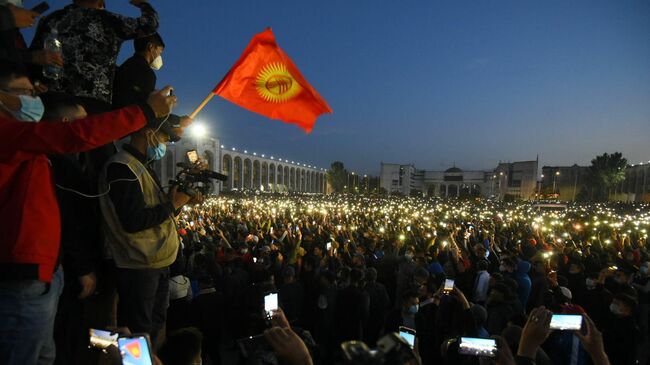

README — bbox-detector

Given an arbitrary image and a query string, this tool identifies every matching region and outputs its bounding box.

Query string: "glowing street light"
[189,123,207,138]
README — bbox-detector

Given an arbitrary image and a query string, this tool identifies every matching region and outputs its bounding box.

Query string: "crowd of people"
[1,1,650,365]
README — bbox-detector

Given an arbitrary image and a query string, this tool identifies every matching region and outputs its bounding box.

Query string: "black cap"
[147,116,180,142]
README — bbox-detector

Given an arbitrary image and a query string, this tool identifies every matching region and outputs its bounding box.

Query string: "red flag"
[214,28,332,133]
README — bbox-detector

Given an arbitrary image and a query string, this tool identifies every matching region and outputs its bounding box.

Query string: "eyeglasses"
[2,88,36,97]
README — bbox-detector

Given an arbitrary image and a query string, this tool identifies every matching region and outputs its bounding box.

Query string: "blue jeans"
[0,267,64,365]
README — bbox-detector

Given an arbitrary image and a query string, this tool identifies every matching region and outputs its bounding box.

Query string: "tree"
[587,152,627,201]
[327,161,348,193]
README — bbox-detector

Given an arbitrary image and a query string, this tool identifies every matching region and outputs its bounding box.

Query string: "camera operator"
[99,117,200,347]
[0,60,176,365]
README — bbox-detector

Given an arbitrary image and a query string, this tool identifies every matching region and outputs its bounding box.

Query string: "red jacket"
[0,105,151,282]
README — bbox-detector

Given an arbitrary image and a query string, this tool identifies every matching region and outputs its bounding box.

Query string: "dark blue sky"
[26,1,650,174]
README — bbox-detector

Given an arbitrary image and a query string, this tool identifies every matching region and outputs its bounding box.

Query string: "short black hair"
[158,327,203,365]
[0,61,29,87]
[134,32,165,53]
[41,93,83,120]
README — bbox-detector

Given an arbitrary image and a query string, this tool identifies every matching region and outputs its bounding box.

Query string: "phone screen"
[186,150,198,164]
[398,326,416,348]
[443,279,455,293]
[118,336,154,365]
[458,337,497,357]
[264,292,278,316]
[326,242,332,250]
[89,328,118,349]
[549,314,582,330]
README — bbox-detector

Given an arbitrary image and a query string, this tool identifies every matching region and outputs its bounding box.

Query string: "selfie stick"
[189,92,216,119]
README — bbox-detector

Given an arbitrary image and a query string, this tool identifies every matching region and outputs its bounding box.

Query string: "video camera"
[341,333,420,365]
[169,162,227,198]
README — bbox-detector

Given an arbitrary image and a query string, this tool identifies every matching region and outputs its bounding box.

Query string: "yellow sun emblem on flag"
[255,62,301,103]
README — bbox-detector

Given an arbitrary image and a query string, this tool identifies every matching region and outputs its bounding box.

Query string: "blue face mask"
[407,305,418,315]
[5,95,45,122]
[146,139,166,161]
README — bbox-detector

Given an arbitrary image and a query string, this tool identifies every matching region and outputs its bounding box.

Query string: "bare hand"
[518,306,552,359]
[31,50,64,67]
[147,86,177,118]
[575,313,610,364]
[492,335,516,365]
[179,115,193,128]
[451,287,470,309]
[78,272,97,299]
[270,308,290,329]
[170,186,191,210]
[8,4,39,28]
[33,81,48,94]
[263,327,313,365]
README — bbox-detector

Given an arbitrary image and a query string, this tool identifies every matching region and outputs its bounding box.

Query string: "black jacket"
[50,153,101,278]
[105,144,176,233]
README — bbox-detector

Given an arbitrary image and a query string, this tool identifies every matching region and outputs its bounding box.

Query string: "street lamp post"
[364,174,368,194]
[553,171,560,196]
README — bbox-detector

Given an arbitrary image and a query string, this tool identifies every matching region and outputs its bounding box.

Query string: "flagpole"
[189,92,216,119]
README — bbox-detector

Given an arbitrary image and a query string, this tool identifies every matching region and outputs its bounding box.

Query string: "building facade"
[610,163,650,202]
[379,159,538,200]
[541,162,650,202]
[153,137,327,194]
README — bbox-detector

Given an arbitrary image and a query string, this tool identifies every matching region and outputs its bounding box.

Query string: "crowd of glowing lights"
[177,195,649,253]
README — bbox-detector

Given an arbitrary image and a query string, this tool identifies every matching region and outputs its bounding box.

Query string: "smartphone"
[407,226,411,232]
[295,226,300,234]
[118,334,154,365]
[186,149,198,164]
[443,279,455,294]
[326,242,332,250]
[398,326,416,349]
[253,257,258,263]
[458,337,497,358]
[89,328,118,349]
[270,227,274,234]
[237,334,275,359]
[549,314,582,330]
[31,1,50,14]
[264,292,278,319]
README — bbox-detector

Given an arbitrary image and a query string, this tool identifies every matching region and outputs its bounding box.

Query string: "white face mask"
[150,55,163,70]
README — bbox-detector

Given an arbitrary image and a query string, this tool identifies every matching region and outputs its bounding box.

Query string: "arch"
[284,166,290,190]
[203,150,215,171]
[269,163,276,190]
[222,154,233,190]
[233,156,242,189]
[244,158,252,189]
[448,184,458,198]
[164,150,175,181]
[253,160,261,189]
[439,184,447,197]
[262,162,269,190]
[277,165,284,188]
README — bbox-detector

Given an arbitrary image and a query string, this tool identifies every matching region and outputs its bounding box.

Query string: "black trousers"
[115,266,169,346]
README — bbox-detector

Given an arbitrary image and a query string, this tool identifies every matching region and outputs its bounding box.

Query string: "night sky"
[23,1,650,175]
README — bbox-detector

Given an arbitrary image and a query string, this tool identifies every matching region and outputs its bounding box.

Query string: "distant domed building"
[379,159,539,200]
